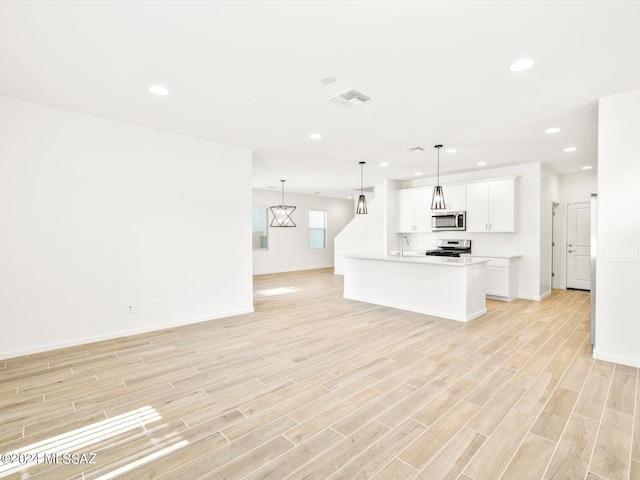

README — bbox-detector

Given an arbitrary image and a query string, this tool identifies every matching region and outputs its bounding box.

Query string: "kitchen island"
[343,254,488,322]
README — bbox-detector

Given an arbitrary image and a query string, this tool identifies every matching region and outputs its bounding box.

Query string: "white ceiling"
[2,1,640,198]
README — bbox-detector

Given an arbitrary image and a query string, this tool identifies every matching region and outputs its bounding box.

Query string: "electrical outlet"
[152,299,160,310]
[128,305,134,313]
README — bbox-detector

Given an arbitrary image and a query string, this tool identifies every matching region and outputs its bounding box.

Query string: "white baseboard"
[592,349,640,369]
[518,290,551,301]
[0,306,254,361]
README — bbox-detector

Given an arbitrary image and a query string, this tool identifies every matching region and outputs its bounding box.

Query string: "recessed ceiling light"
[545,127,561,134]
[414,172,422,176]
[509,58,535,72]
[564,147,577,152]
[380,162,389,167]
[149,85,170,96]
[347,196,353,199]
[582,166,593,170]
[309,133,322,140]
[446,149,457,153]
[321,75,336,84]
[477,162,487,166]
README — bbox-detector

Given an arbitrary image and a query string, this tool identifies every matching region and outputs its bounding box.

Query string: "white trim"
[517,290,551,301]
[486,294,517,302]
[0,307,254,361]
[593,349,640,369]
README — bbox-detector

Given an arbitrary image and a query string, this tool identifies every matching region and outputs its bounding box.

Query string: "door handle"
[568,244,573,247]
[568,250,574,253]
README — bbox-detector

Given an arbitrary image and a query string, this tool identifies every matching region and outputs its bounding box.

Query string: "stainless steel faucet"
[401,235,409,257]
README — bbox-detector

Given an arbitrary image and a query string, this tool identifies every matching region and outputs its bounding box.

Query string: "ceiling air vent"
[406,146,425,152]
[328,89,372,108]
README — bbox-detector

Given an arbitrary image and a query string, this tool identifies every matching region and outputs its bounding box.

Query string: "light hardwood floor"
[1,268,638,480]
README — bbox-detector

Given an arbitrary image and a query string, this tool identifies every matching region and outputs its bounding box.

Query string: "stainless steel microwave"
[431,211,466,231]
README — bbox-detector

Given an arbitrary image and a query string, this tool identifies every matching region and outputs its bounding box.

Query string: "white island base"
[343,254,488,322]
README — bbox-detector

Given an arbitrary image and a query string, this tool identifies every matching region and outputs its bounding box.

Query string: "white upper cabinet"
[466,178,518,232]
[441,184,466,212]
[397,187,432,232]
[466,182,490,231]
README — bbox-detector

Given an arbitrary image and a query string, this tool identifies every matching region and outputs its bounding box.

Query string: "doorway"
[566,202,591,290]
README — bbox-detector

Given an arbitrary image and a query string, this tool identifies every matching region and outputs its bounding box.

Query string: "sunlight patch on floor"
[256,286,302,296]
[0,406,173,478]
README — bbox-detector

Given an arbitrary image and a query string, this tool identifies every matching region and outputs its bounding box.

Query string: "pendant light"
[270,180,296,227]
[431,144,446,210]
[356,161,368,214]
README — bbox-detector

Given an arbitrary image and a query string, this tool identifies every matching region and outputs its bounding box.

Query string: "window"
[309,210,326,249]
[252,206,269,249]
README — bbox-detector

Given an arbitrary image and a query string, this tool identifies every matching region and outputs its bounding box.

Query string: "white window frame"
[252,205,269,250]
[308,209,327,249]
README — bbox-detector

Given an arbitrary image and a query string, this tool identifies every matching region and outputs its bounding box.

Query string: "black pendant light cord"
[436,146,441,185]
[281,180,285,205]
[356,161,368,215]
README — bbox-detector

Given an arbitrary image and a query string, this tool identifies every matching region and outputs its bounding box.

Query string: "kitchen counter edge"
[344,254,489,267]
[460,253,522,259]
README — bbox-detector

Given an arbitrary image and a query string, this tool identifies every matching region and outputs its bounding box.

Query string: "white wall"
[253,189,353,275]
[400,163,543,300]
[595,87,640,368]
[334,184,387,275]
[560,171,597,203]
[0,96,254,359]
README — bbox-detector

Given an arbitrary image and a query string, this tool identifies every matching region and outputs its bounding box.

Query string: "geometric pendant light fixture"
[270,180,296,227]
[356,161,368,214]
[431,144,446,210]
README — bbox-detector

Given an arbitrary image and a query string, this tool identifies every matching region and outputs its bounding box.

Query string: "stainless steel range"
[425,239,471,257]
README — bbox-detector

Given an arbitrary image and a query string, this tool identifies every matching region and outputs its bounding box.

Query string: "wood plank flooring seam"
[626,372,639,475]
[0,276,628,479]
[495,430,546,480]
[469,383,538,478]
[275,427,350,479]
[391,456,421,479]
[399,400,480,470]
[521,328,587,479]
[575,357,618,480]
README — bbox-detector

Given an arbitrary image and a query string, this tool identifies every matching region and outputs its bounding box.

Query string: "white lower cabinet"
[467,256,520,302]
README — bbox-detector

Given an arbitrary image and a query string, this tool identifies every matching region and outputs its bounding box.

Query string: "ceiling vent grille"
[328,89,372,108]
[406,146,425,152]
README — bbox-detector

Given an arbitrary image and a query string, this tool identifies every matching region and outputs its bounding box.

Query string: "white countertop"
[345,253,489,267]
[460,253,521,259]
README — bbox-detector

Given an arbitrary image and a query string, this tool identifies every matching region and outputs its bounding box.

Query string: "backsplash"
[399,231,520,255]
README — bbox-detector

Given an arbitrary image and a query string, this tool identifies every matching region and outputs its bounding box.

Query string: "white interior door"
[567,202,591,290]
